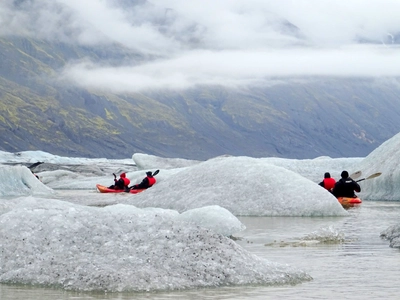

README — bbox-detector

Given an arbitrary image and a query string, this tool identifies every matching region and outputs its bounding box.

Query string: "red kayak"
[337,197,362,207]
[96,184,145,194]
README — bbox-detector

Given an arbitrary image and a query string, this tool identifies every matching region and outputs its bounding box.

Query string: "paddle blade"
[356,172,382,182]
[350,171,362,180]
[153,169,160,176]
[366,172,382,180]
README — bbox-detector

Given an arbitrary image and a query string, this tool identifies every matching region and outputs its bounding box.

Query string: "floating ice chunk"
[0,166,54,197]
[177,205,246,236]
[0,197,311,292]
[132,153,201,170]
[381,223,400,248]
[354,131,400,200]
[130,156,347,217]
[302,226,345,244]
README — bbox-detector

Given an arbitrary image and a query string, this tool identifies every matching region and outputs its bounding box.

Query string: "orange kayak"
[337,197,362,207]
[96,184,145,194]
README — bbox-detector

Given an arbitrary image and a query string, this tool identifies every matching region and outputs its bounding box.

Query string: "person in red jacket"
[319,172,336,192]
[130,171,156,190]
[108,172,130,190]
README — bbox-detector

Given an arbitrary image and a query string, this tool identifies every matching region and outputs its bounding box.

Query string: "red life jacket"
[148,176,156,187]
[122,177,130,186]
[323,178,336,190]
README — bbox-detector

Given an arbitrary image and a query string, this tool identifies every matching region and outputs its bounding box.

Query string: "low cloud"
[2,0,400,91]
[60,46,400,92]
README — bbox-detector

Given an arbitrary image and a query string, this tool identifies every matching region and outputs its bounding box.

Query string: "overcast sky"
[2,0,400,92]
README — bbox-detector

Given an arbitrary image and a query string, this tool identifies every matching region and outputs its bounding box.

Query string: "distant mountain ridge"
[1,37,400,160]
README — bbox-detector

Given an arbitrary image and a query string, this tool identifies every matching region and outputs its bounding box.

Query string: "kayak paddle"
[350,170,362,180]
[356,172,382,183]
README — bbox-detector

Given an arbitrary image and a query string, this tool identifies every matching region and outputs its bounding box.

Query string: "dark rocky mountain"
[1,13,400,160]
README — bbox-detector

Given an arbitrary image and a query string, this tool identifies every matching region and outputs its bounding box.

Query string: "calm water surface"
[1,201,399,299]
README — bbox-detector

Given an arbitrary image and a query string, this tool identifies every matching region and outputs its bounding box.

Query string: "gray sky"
[2,0,400,92]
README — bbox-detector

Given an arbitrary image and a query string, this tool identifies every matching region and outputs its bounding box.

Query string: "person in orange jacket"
[108,172,130,190]
[129,171,156,190]
[319,172,336,192]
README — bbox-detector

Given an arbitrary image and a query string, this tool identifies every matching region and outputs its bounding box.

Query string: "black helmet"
[341,171,349,178]
[324,172,331,178]
[146,171,152,176]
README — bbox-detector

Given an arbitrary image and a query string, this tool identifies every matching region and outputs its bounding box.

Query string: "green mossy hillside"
[1,36,400,159]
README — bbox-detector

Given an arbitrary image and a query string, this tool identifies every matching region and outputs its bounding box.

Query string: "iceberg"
[129,156,347,217]
[0,198,311,292]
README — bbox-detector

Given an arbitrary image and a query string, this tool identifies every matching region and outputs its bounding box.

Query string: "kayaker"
[129,171,156,190]
[319,172,336,191]
[28,161,43,180]
[108,172,130,190]
[332,170,361,198]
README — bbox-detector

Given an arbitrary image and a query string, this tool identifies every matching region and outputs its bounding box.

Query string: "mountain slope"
[1,36,400,160]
